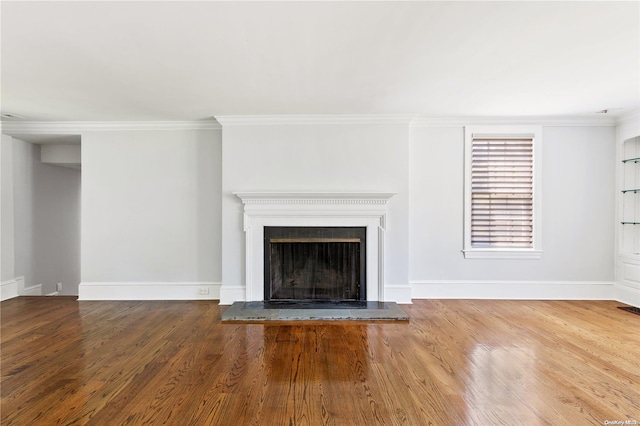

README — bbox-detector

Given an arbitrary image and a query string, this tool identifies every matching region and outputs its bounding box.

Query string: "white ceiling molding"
[214,115,416,126]
[1,115,628,137]
[617,109,640,127]
[214,114,620,127]
[616,109,640,142]
[0,120,221,135]
[409,115,619,128]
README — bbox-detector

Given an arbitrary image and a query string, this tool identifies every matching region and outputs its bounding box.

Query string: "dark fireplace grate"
[264,226,366,302]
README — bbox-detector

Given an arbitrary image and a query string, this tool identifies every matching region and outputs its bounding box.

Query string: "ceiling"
[1,1,639,122]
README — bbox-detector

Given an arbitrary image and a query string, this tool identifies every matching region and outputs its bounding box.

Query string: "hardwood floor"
[2,297,639,425]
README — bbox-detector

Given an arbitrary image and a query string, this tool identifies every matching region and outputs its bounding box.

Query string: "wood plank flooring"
[2,297,639,425]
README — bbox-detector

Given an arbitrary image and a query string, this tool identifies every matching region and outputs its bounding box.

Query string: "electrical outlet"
[198,287,209,295]
[56,283,62,292]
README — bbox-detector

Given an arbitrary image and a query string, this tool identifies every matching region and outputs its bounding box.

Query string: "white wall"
[79,129,222,299]
[10,137,81,295]
[220,122,410,303]
[56,118,618,303]
[1,135,15,283]
[410,125,616,299]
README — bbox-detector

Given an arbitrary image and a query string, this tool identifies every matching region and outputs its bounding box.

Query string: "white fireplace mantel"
[234,192,395,302]
[235,192,395,205]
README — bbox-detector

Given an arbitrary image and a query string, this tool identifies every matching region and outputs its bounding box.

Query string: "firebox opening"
[264,227,366,301]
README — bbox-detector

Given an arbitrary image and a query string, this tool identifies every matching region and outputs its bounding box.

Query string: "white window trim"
[463,125,543,260]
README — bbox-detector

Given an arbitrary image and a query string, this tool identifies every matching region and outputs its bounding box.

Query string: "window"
[464,126,542,259]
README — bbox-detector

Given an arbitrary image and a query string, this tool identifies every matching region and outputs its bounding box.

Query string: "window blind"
[470,137,533,248]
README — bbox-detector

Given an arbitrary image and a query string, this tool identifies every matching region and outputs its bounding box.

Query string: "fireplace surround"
[234,192,394,302]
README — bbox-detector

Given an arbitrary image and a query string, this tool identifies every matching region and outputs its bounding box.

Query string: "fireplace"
[264,227,366,301]
[230,192,395,304]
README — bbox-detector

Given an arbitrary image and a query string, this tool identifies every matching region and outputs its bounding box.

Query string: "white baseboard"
[614,282,640,308]
[219,285,247,305]
[12,279,632,305]
[23,284,43,296]
[78,282,221,301]
[16,276,25,294]
[1,277,43,300]
[384,284,413,304]
[410,280,615,300]
[1,279,19,301]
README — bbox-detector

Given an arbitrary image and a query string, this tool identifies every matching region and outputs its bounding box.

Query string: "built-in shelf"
[620,136,640,257]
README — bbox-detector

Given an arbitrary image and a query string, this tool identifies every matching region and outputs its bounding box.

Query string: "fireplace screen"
[264,227,366,301]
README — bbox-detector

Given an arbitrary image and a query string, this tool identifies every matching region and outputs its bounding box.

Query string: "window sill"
[463,249,543,260]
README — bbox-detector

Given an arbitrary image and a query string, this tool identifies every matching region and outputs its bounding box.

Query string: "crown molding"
[215,115,416,126]
[0,120,221,135]
[2,113,632,134]
[409,115,618,128]
[616,109,640,142]
[617,109,640,126]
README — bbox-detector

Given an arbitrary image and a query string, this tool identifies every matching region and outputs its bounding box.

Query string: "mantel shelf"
[234,192,396,205]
